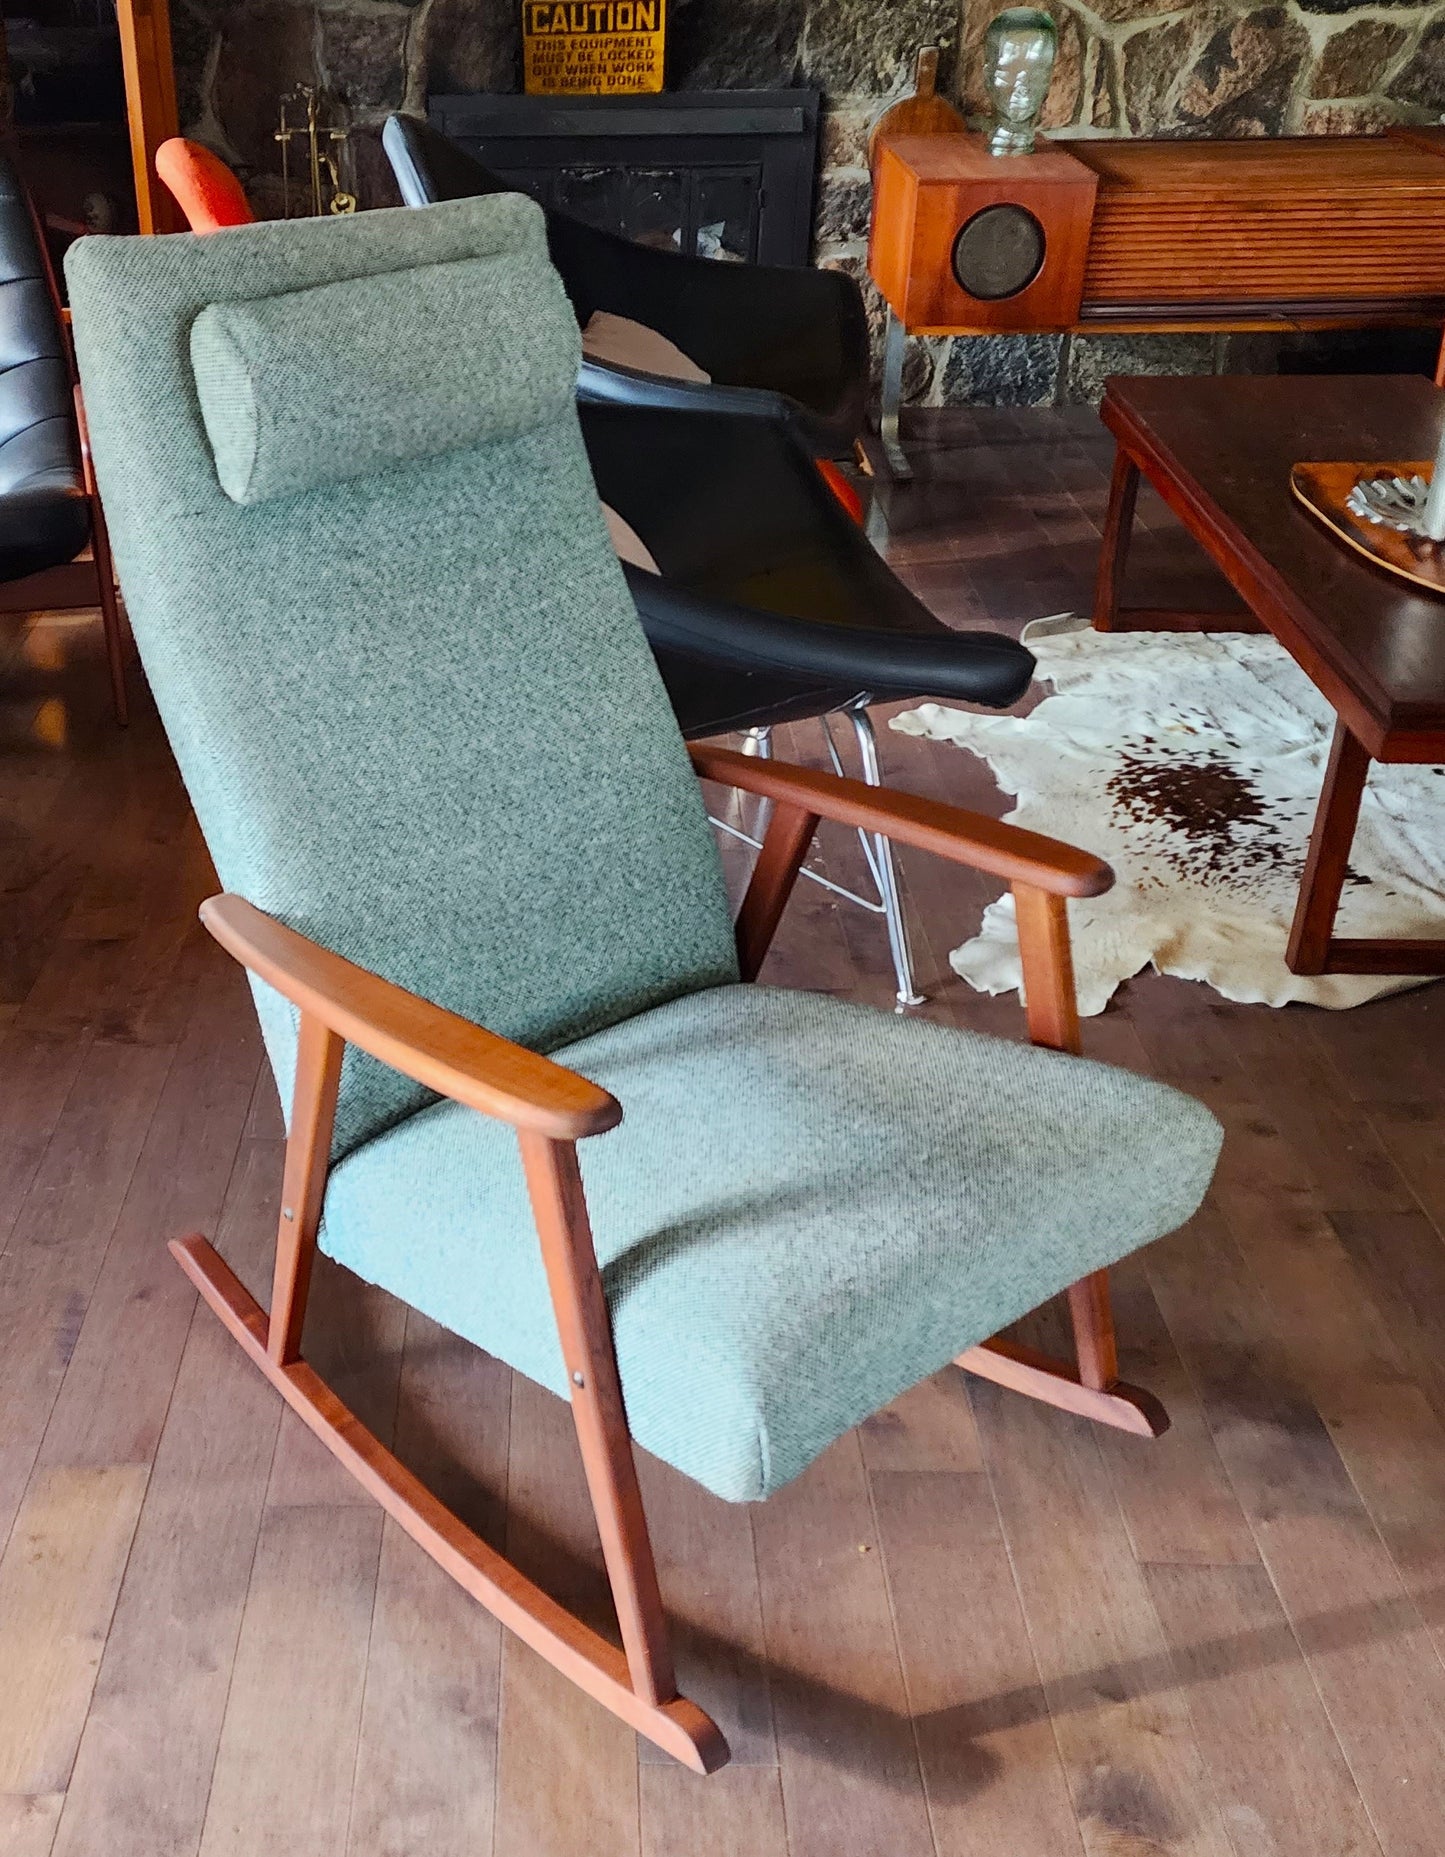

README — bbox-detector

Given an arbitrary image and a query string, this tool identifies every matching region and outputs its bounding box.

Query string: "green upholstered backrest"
[66,200,738,1156]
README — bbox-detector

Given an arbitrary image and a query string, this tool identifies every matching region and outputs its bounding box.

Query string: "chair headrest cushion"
[190,249,578,505]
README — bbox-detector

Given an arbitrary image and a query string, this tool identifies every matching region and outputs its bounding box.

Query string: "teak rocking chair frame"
[175,745,1167,1774]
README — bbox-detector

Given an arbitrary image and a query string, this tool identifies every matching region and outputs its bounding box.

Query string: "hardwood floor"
[5,405,1445,1855]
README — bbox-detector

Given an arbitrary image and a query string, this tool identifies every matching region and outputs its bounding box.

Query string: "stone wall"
[173,0,1445,397]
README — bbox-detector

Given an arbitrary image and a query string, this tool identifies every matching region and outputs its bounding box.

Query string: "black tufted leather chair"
[382,113,871,459]
[0,148,126,721]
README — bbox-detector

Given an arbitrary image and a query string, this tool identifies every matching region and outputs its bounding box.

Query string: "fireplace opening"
[428,90,821,266]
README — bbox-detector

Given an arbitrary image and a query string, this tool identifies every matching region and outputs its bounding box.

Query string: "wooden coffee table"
[1094,372,1445,977]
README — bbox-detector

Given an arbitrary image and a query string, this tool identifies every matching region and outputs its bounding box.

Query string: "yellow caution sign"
[523,0,666,95]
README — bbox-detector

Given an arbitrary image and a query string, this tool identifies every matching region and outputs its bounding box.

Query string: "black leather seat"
[0,152,89,584]
[382,113,870,457]
[581,403,1033,717]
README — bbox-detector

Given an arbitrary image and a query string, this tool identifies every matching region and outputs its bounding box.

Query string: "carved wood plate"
[1291,460,1445,599]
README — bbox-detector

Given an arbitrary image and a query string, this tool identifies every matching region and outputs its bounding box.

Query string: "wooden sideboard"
[869,127,1445,475]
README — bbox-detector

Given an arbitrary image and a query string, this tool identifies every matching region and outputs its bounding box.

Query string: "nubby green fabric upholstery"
[191,255,578,505]
[67,201,1221,1509]
[65,201,739,1160]
[325,983,1222,1501]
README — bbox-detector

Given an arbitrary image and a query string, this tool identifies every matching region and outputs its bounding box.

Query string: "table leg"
[1092,447,1139,631]
[1286,720,1371,975]
[877,307,913,483]
[1092,443,1263,634]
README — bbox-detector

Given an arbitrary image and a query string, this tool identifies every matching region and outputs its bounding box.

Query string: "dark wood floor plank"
[494,1376,640,1857]
[970,1376,1237,1857]
[1144,1209,1445,1855]
[871,1467,1085,1857]
[48,1138,286,1857]
[197,1503,383,1857]
[1143,1562,1382,1857]
[1364,1101,1445,1231]
[1329,1210,1445,1441]
[0,1028,92,1251]
[0,1037,175,1550]
[1164,1067,1445,1631]
[750,1436,935,1857]
[1306,991,1445,1108]
[0,1791,62,1857]
[1093,1254,1260,1570]
[0,1464,149,1795]
[9,742,201,1045]
[346,1312,510,1857]
[859,1371,984,1475]
[1226,1013,1417,1215]
[0,754,127,1013]
[347,1522,503,1857]
[640,1766,788,1857]
[31,942,261,1472]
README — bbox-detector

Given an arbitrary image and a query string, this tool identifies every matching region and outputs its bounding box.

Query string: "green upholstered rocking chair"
[66,198,1221,1773]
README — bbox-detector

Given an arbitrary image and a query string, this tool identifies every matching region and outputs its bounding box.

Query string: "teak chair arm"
[691,743,1112,1053]
[690,742,1113,898]
[191,892,718,1767]
[199,894,621,1141]
[690,745,1164,1444]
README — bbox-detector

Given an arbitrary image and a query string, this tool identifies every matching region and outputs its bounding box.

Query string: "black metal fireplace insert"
[427,90,820,267]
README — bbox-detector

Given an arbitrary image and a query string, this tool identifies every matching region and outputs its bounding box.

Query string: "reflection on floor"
[3,406,1445,1857]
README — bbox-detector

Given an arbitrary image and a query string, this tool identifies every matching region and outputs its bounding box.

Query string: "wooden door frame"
[117,0,183,233]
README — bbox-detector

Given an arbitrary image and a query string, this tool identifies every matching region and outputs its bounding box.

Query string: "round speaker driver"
[951,204,1046,302]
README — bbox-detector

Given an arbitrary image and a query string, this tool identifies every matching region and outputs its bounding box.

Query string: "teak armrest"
[189,894,716,1764]
[692,743,1108,1055]
[199,894,621,1140]
[690,743,1113,898]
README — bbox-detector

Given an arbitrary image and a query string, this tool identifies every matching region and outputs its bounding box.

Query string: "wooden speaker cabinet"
[869,132,1099,335]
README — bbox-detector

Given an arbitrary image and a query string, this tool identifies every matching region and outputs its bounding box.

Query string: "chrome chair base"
[711,705,926,1009]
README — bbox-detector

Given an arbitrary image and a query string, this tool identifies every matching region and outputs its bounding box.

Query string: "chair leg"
[956,1266,1167,1437]
[956,1295,1169,1438]
[848,705,926,1008]
[744,725,775,844]
[171,1014,728,1774]
[878,307,913,482]
[954,883,1168,1436]
[87,453,128,726]
[268,1014,343,1365]
[517,1130,680,1709]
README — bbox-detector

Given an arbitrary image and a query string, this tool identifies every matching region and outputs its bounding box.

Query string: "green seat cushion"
[321,984,1221,1503]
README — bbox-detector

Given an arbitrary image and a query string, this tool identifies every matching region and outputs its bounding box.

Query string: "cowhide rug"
[892,616,1445,1014]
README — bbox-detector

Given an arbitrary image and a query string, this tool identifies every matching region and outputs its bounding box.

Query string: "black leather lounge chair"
[382,112,870,457]
[0,148,126,721]
[580,400,1035,1004]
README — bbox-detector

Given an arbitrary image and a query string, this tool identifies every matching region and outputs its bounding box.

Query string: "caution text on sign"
[523,0,666,95]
